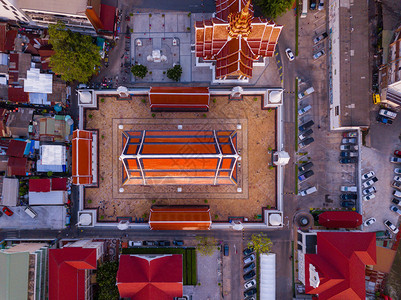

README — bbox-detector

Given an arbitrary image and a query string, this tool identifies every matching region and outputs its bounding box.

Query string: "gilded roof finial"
[228,0,253,38]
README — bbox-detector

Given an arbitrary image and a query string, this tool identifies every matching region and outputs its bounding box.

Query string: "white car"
[384,219,399,234]
[363,193,375,201]
[363,186,376,195]
[379,109,397,119]
[394,176,401,182]
[395,168,401,175]
[298,105,312,116]
[244,279,256,290]
[340,186,357,192]
[362,171,375,180]
[285,48,295,61]
[390,157,401,163]
[342,138,356,144]
[390,205,401,216]
[299,186,317,196]
[318,0,324,10]
[313,50,325,60]
[364,217,376,226]
[340,145,358,151]
[362,177,378,188]
[394,190,401,198]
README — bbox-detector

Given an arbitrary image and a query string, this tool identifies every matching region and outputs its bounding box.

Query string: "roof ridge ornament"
[228,0,253,38]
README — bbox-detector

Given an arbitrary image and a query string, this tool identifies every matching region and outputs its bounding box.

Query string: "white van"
[340,186,357,192]
[299,186,317,196]
[24,206,37,219]
[301,0,308,18]
[298,87,315,100]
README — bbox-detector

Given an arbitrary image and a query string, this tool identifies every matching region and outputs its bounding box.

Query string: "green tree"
[131,64,148,78]
[195,236,216,256]
[247,233,272,254]
[166,64,183,82]
[48,22,101,83]
[255,0,294,19]
[96,261,119,300]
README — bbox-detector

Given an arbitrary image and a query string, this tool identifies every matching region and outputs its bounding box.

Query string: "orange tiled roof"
[195,0,283,79]
[72,130,93,185]
[120,130,238,185]
[149,207,212,230]
[149,87,209,110]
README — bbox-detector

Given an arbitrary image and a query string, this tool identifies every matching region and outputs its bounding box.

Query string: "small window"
[3,5,9,10]
[335,106,339,116]
[10,5,16,11]
[0,0,6,5]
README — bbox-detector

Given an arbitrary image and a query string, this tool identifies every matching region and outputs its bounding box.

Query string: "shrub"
[88,199,92,204]
[129,28,133,33]
[47,171,53,177]
[204,199,208,203]
[254,97,258,101]
[149,13,152,17]
[131,64,148,79]
[214,214,218,219]
[152,113,156,118]
[142,213,148,219]
[152,199,156,203]
[212,98,216,103]
[88,114,93,119]
[268,147,272,151]
[100,215,105,220]
[100,98,105,103]
[129,13,133,16]
[202,113,207,118]
[269,165,274,169]
[166,65,182,82]
[187,27,191,31]
[101,135,104,139]
[141,99,146,103]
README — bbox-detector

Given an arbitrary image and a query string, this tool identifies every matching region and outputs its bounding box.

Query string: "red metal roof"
[121,130,238,185]
[29,178,51,192]
[149,87,210,111]
[0,23,6,53]
[318,211,362,228]
[72,130,93,185]
[100,4,116,32]
[52,178,67,191]
[304,232,376,299]
[149,207,212,230]
[49,247,97,300]
[117,254,183,300]
[5,28,16,52]
[7,157,27,176]
[6,140,26,157]
[8,86,29,103]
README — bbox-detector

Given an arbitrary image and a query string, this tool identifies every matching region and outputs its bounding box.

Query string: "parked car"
[343,132,357,137]
[393,190,401,198]
[362,171,375,180]
[339,157,358,164]
[392,198,401,206]
[173,240,184,246]
[363,186,377,195]
[342,138,357,144]
[313,32,328,44]
[394,150,401,157]
[243,247,254,256]
[373,93,381,104]
[364,217,376,226]
[158,240,171,246]
[341,186,357,192]
[341,200,355,208]
[390,157,401,163]
[390,205,401,216]
[310,0,317,10]
[128,241,143,247]
[362,177,378,188]
[244,288,257,298]
[243,262,256,274]
[340,144,358,151]
[313,49,325,60]
[379,109,397,119]
[394,175,401,182]
[298,87,315,100]
[298,105,312,116]
[244,279,256,290]
[143,241,158,246]
[0,210,3,217]
[2,206,13,216]
[377,115,393,125]
[392,181,401,190]
[395,168,401,175]
[223,243,229,256]
[298,120,315,132]
[243,254,256,264]
[299,137,314,148]
[363,193,375,201]
[340,194,357,200]
[243,270,256,280]
[298,162,313,172]
[340,151,358,157]
[299,186,317,196]
[318,0,324,10]
[384,219,399,234]
[298,170,314,181]
[299,128,313,141]
[285,48,295,61]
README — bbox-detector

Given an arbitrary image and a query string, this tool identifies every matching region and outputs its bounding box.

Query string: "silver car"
[390,205,401,216]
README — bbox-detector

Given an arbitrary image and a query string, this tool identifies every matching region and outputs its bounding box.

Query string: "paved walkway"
[191,249,220,300]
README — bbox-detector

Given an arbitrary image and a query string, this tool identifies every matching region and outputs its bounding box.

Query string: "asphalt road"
[126,0,216,13]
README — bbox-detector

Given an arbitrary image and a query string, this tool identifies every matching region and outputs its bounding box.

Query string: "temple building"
[195,0,283,81]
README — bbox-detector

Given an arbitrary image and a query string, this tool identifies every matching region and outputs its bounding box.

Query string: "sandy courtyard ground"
[84,94,276,222]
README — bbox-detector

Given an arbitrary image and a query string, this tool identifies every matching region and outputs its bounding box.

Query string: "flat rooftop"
[84,94,277,222]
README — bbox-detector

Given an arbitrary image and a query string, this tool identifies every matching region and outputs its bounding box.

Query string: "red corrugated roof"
[304,232,376,299]
[117,254,183,300]
[52,178,67,191]
[100,4,116,32]
[49,247,97,300]
[29,178,51,192]
[318,211,362,228]
[6,140,26,157]
[5,29,16,52]
[8,86,29,103]
[0,23,6,53]
[7,157,27,176]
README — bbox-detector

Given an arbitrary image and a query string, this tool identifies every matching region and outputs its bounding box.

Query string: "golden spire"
[228,0,253,38]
